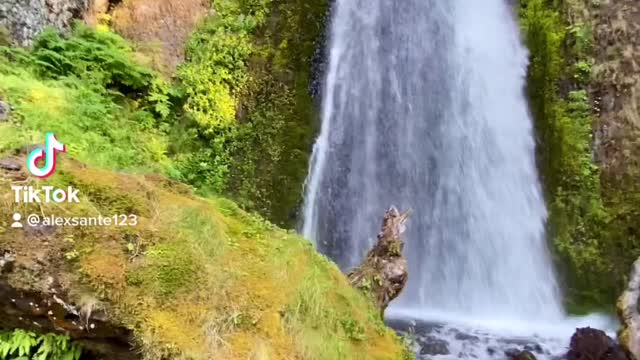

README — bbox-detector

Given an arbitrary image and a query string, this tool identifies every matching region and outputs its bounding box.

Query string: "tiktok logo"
[26,133,66,178]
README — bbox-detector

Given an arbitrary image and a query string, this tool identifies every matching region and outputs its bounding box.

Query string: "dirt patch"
[109,0,210,75]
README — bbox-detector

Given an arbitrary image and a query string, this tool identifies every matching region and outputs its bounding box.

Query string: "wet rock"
[0,281,138,359]
[506,349,538,360]
[455,330,480,342]
[524,343,545,354]
[500,337,546,355]
[386,318,444,336]
[566,327,630,360]
[0,100,9,121]
[0,158,22,171]
[418,335,450,356]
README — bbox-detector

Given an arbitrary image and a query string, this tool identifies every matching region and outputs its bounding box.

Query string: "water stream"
[301,0,612,358]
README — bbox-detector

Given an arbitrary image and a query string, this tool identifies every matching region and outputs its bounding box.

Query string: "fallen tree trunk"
[348,207,411,315]
[618,257,640,360]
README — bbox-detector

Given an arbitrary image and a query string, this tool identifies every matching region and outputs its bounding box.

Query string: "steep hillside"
[0,23,409,360]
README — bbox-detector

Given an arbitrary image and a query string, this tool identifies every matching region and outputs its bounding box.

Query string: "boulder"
[567,327,630,360]
[506,349,538,360]
[419,335,449,356]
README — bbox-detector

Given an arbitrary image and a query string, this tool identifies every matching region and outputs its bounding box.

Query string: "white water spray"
[301,1,614,357]
[303,0,563,321]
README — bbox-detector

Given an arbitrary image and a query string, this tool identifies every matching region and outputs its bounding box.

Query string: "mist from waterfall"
[301,0,566,324]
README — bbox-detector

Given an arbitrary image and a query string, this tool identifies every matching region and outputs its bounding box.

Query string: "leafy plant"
[0,330,82,360]
[0,26,179,176]
[573,60,592,83]
[340,318,367,341]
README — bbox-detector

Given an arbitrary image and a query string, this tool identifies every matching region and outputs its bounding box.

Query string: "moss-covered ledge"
[0,157,409,360]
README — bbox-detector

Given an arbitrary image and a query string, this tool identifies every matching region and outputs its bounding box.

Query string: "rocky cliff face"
[519,0,640,309]
[587,0,640,303]
[0,0,89,46]
[589,0,640,180]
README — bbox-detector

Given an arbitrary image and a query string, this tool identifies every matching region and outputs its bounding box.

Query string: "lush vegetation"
[1,0,328,229]
[518,0,640,311]
[0,24,179,175]
[0,330,82,360]
[0,161,408,360]
[174,0,326,226]
[0,17,409,360]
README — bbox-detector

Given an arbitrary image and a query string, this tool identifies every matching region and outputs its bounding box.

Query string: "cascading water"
[302,0,614,358]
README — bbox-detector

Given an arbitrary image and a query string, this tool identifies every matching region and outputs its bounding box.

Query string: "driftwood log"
[618,257,640,360]
[348,207,411,315]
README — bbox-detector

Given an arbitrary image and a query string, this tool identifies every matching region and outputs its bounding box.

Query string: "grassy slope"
[0,29,408,360]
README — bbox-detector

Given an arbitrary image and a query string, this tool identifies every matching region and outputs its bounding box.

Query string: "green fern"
[0,330,82,360]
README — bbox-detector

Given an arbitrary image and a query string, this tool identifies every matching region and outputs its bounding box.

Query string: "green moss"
[224,0,327,227]
[518,0,640,310]
[0,27,10,46]
[139,241,202,299]
[175,0,328,227]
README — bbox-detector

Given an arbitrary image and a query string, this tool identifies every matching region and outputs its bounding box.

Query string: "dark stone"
[566,327,630,360]
[0,280,139,360]
[501,337,546,355]
[487,347,497,355]
[454,331,480,342]
[506,348,538,360]
[524,343,545,354]
[0,158,21,171]
[0,100,9,121]
[506,348,521,357]
[419,335,450,356]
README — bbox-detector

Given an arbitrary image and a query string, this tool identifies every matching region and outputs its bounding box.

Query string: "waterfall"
[301,0,565,324]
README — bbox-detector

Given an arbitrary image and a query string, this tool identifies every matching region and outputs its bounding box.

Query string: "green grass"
[0,27,176,176]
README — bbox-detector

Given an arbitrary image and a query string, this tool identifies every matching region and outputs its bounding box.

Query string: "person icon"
[11,213,22,228]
